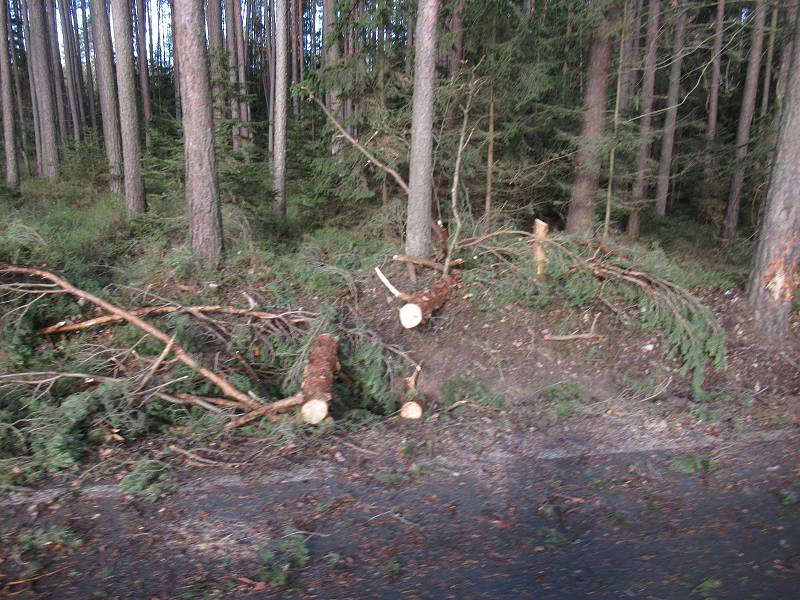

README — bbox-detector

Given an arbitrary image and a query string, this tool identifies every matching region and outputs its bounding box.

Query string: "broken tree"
[300,333,340,424]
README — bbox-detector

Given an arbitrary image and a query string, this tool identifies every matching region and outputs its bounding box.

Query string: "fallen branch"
[0,264,262,410]
[392,254,463,272]
[300,333,340,424]
[223,393,304,429]
[399,273,460,329]
[543,314,604,341]
[374,267,413,301]
[38,305,313,335]
[303,86,409,195]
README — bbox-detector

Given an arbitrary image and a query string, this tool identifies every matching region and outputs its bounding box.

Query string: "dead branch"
[303,86,409,195]
[0,264,262,410]
[224,393,304,429]
[38,305,314,335]
[433,220,449,262]
[374,267,413,302]
[399,273,461,329]
[135,336,175,392]
[301,333,340,424]
[392,254,463,272]
[543,314,604,341]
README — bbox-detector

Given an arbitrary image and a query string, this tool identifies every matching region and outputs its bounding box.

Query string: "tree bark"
[111,0,147,213]
[20,0,43,174]
[8,0,30,175]
[58,0,82,142]
[723,0,766,240]
[224,0,240,149]
[448,0,464,79]
[92,0,124,195]
[627,0,661,239]
[618,0,641,118]
[135,0,153,148]
[655,4,689,217]
[705,0,724,177]
[82,0,98,131]
[206,0,224,123]
[300,333,339,424]
[46,0,68,151]
[27,0,59,181]
[405,0,439,259]
[566,6,613,239]
[323,0,341,153]
[174,0,223,265]
[759,3,779,119]
[747,3,800,337]
[273,0,288,223]
[290,0,300,117]
[0,0,18,187]
[232,0,251,144]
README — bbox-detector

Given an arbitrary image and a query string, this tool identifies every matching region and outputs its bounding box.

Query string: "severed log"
[38,305,313,335]
[400,365,424,419]
[399,273,460,329]
[300,333,340,424]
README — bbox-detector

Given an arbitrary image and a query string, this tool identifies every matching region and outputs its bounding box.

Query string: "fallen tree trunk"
[400,365,424,419]
[399,273,460,329]
[300,333,340,424]
[38,305,313,335]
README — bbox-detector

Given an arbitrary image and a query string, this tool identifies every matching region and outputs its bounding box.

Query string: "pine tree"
[0,0,18,188]
[406,0,439,259]
[273,0,288,224]
[174,0,223,264]
[747,3,800,337]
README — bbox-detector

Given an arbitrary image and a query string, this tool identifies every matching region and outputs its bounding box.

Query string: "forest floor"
[1,258,799,599]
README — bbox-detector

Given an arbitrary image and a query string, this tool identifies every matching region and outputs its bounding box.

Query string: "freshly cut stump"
[300,333,340,424]
[399,273,460,329]
[400,398,424,419]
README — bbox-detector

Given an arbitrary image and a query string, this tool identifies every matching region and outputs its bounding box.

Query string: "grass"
[119,459,178,501]
[256,532,311,588]
[669,454,719,476]
[541,381,587,417]
[440,375,504,410]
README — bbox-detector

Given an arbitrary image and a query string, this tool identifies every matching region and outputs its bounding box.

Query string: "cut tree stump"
[400,397,425,419]
[399,273,460,329]
[532,219,549,280]
[300,333,340,424]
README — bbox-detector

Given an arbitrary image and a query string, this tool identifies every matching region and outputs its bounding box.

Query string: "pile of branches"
[454,229,727,394]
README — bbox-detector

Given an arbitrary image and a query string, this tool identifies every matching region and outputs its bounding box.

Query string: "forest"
[0,0,798,597]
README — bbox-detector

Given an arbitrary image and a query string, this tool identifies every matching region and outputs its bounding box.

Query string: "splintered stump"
[399,273,460,329]
[300,333,340,424]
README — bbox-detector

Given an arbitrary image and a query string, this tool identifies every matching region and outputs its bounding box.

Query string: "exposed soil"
[1,265,798,599]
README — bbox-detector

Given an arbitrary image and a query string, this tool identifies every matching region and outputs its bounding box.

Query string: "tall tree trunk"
[135,0,153,148]
[27,0,59,181]
[172,1,181,120]
[206,0,224,123]
[290,0,300,116]
[58,0,82,143]
[273,0,288,223]
[627,0,661,239]
[46,0,68,151]
[655,4,689,217]
[448,0,464,79]
[759,3,778,118]
[21,0,43,174]
[0,0,19,187]
[747,3,800,337]
[323,0,340,153]
[224,0,240,149]
[233,0,250,143]
[705,0,724,177]
[174,0,223,264]
[82,0,98,131]
[111,0,146,213]
[484,12,496,221]
[565,5,613,238]
[8,0,30,174]
[92,0,124,195]
[723,0,766,240]
[618,0,641,118]
[775,7,799,125]
[405,0,439,258]
[68,0,87,127]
